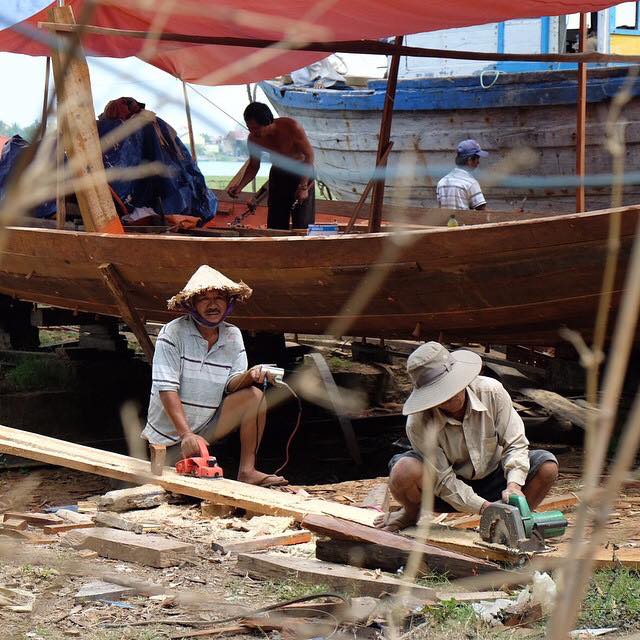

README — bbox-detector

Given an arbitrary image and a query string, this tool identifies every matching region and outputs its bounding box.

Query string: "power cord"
[253,378,302,479]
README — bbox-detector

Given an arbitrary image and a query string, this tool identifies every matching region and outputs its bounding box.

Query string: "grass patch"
[578,568,640,631]
[326,356,356,371]
[261,578,333,601]
[3,356,75,392]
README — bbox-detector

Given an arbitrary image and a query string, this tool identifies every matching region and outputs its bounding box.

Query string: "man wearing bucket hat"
[436,139,488,211]
[376,342,558,531]
[141,265,288,487]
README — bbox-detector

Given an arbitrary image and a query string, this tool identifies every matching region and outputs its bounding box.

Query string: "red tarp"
[0,1,620,85]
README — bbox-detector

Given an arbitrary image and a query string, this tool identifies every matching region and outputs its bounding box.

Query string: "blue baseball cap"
[457,139,489,158]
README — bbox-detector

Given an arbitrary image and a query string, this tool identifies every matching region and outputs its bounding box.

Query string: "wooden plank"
[43,522,96,534]
[445,493,579,530]
[0,425,379,525]
[65,527,194,567]
[301,514,498,577]
[211,531,312,554]
[316,537,522,573]
[47,6,123,234]
[2,518,27,531]
[2,512,62,527]
[236,552,437,599]
[98,263,155,363]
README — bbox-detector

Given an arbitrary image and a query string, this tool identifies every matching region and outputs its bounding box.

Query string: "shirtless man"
[227,102,315,230]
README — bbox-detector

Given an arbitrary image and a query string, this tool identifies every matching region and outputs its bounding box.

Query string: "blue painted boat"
[262,11,640,212]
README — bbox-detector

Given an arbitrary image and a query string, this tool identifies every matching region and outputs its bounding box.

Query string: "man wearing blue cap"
[436,139,488,210]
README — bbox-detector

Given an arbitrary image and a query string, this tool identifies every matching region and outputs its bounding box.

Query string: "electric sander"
[479,494,567,552]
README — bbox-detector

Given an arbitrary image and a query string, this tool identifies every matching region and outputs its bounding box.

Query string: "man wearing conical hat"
[142,265,287,487]
[376,342,558,531]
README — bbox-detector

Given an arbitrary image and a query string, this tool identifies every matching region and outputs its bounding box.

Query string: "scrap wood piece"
[211,531,312,554]
[485,362,596,428]
[302,514,498,577]
[170,616,322,640]
[64,527,194,568]
[2,512,62,527]
[0,527,51,544]
[236,552,438,599]
[445,493,579,530]
[43,522,96,534]
[2,518,27,531]
[92,511,144,534]
[97,484,169,512]
[0,425,378,526]
[75,580,134,602]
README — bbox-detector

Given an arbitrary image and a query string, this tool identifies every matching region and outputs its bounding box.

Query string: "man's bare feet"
[374,507,419,532]
[238,469,289,487]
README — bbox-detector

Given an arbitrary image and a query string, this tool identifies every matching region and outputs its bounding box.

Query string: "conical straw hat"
[167,265,252,310]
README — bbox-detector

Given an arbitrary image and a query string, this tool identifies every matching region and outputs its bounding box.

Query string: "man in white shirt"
[376,342,558,531]
[436,139,488,210]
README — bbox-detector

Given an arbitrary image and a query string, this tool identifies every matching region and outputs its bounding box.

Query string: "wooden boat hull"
[261,67,640,213]
[1,207,638,344]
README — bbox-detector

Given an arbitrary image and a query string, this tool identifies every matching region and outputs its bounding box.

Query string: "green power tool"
[479,494,568,552]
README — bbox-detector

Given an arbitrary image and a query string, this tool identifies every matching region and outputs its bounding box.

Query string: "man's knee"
[533,460,558,486]
[389,456,423,492]
[228,385,263,405]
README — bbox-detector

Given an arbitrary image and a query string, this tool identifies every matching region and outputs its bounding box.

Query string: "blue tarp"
[0,115,217,221]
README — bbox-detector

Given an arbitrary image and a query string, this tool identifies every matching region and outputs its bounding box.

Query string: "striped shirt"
[142,316,247,445]
[436,167,486,210]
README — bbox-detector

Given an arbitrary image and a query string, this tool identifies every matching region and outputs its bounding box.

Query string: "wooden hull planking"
[1,206,638,344]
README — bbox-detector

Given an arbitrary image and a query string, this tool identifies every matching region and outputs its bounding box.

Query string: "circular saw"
[479,494,568,552]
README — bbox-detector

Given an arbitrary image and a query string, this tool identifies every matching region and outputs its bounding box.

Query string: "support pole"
[48,5,123,233]
[182,80,197,161]
[576,13,587,213]
[369,36,402,233]
[40,57,51,139]
[98,263,155,364]
[345,141,393,233]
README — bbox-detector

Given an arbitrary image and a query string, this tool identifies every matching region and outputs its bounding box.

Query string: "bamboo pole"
[368,36,402,233]
[38,22,640,65]
[182,80,197,161]
[576,13,587,213]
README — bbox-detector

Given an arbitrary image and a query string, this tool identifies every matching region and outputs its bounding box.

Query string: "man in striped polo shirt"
[142,265,287,487]
[436,139,488,211]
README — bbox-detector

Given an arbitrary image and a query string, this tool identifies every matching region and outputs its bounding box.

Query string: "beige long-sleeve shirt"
[406,376,529,514]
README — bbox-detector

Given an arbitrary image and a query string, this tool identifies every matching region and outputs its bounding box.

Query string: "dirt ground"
[1,449,639,639]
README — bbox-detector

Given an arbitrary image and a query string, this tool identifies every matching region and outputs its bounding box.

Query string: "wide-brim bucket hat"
[167,265,252,311]
[403,341,482,415]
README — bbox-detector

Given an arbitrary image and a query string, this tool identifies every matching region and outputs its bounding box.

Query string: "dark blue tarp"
[0,115,217,221]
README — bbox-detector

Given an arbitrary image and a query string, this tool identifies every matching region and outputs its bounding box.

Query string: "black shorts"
[388,449,558,513]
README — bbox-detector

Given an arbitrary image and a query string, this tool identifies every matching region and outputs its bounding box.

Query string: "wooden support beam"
[98,263,155,363]
[345,141,393,233]
[369,37,402,234]
[0,425,380,525]
[576,13,587,213]
[39,22,640,64]
[182,81,197,161]
[236,552,438,599]
[301,514,498,577]
[47,6,123,234]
